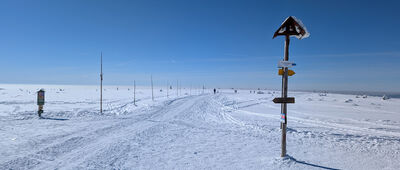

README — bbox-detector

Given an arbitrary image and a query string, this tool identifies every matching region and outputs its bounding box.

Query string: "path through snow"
[0,86,399,169]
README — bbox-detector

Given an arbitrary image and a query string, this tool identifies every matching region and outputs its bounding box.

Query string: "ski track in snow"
[0,86,399,169]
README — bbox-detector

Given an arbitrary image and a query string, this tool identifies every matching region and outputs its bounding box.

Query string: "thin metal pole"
[167,81,169,98]
[151,75,154,101]
[180,81,182,96]
[281,35,290,157]
[100,52,103,114]
[134,80,136,105]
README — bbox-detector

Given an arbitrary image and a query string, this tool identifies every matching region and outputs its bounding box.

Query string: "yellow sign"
[278,69,296,76]
[278,69,284,75]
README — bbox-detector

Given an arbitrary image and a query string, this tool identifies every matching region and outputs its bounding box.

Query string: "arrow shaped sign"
[278,69,296,76]
[273,97,295,104]
[278,61,296,68]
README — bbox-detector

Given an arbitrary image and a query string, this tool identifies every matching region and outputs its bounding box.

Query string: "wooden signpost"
[273,16,309,157]
[37,89,45,117]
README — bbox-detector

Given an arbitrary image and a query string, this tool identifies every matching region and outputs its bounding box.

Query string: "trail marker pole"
[167,81,169,98]
[179,81,181,96]
[134,80,136,105]
[151,75,154,101]
[272,16,309,157]
[100,52,103,114]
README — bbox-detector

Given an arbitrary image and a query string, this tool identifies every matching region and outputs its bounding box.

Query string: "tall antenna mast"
[100,52,103,114]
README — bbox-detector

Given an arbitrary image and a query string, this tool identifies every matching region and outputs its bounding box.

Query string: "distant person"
[213,88,216,94]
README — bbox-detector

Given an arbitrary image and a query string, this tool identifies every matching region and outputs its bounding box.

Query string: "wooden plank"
[273,97,295,104]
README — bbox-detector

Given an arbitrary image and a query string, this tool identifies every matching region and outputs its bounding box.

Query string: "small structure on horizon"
[37,89,45,118]
[382,95,390,100]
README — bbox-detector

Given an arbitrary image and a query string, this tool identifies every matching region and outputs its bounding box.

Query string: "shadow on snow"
[285,155,341,170]
[40,117,69,121]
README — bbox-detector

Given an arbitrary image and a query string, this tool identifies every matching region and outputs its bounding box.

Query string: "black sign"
[37,90,45,105]
[273,97,295,104]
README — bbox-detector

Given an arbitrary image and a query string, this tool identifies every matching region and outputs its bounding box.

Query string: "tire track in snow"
[0,95,208,169]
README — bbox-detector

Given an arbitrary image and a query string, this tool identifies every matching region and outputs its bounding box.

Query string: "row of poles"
[99,55,206,114]
[99,16,309,158]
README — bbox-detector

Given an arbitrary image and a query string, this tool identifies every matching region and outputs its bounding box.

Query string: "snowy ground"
[0,84,399,169]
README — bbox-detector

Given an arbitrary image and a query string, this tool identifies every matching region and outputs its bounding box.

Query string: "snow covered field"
[0,84,399,169]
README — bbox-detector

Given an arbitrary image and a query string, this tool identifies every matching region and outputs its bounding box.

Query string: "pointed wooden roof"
[273,16,309,39]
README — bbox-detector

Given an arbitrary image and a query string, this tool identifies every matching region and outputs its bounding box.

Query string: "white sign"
[278,61,296,68]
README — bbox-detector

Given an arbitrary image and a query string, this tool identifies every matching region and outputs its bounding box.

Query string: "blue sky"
[0,0,399,92]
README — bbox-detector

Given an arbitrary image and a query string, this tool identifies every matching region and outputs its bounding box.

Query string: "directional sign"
[273,97,295,104]
[278,69,296,76]
[278,69,283,75]
[273,16,310,39]
[278,61,296,68]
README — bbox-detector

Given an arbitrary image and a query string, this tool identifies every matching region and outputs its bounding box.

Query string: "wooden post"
[273,16,309,158]
[100,52,103,114]
[151,75,154,101]
[281,35,290,157]
[134,80,136,105]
